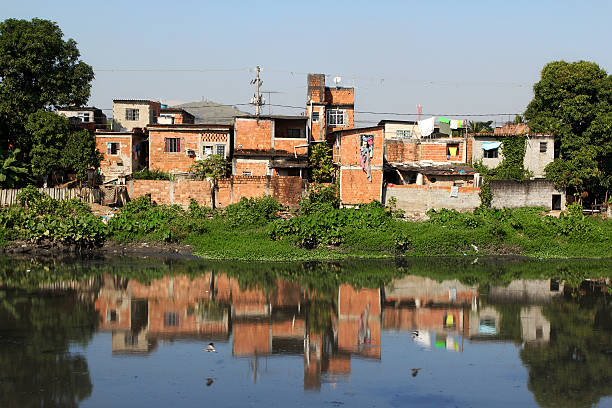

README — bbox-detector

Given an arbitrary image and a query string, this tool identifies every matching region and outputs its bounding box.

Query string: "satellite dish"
[333,76,342,86]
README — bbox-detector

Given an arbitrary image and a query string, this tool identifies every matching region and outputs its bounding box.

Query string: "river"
[0,256,610,407]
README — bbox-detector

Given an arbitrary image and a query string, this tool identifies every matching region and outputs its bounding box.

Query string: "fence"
[0,187,100,206]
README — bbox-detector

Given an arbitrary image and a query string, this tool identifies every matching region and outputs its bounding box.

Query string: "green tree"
[190,154,230,208]
[524,61,612,200]
[467,120,494,133]
[0,18,94,153]
[309,143,334,183]
[62,130,103,183]
[0,149,30,188]
[24,110,70,180]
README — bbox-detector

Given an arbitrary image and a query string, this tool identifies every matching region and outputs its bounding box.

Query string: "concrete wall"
[385,185,481,214]
[382,122,421,139]
[523,135,554,178]
[113,101,160,131]
[490,179,565,210]
[471,135,555,178]
[471,136,504,168]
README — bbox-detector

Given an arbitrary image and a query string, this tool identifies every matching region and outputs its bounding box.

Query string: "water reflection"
[0,258,611,407]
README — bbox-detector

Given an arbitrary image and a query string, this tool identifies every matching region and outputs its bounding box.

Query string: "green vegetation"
[525,60,611,202]
[473,134,531,208]
[132,168,175,180]
[0,149,30,188]
[309,143,335,183]
[1,187,611,259]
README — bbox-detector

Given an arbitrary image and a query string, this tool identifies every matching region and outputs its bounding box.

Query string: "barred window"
[396,129,412,138]
[165,138,180,153]
[311,111,320,122]
[125,108,139,121]
[216,144,226,156]
[327,109,345,126]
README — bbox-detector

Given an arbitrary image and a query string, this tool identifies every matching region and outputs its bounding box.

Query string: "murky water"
[0,257,611,407]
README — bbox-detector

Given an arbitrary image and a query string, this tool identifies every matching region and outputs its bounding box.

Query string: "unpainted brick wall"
[130,176,303,208]
[96,136,132,179]
[385,140,419,162]
[235,118,272,150]
[340,169,383,204]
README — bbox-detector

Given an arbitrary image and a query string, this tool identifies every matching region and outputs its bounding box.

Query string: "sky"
[3,0,612,125]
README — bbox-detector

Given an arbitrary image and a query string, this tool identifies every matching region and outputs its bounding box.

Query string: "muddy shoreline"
[1,240,197,259]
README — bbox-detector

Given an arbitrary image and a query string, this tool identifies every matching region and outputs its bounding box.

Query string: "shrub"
[223,196,282,228]
[132,168,175,180]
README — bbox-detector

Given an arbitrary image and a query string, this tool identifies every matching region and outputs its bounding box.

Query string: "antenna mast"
[250,66,265,116]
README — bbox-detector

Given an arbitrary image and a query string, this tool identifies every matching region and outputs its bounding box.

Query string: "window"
[327,109,345,126]
[216,144,226,156]
[125,108,139,121]
[203,145,213,157]
[540,142,547,153]
[78,112,90,122]
[285,128,301,138]
[242,171,252,176]
[107,310,117,322]
[164,312,179,327]
[311,111,320,122]
[165,138,180,153]
[484,148,498,158]
[107,142,120,155]
[396,129,412,138]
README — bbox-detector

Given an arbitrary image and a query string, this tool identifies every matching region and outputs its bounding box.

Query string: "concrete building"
[233,115,309,177]
[469,133,555,179]
[56,106,107,131]
[112,99,161,131]
[157,108,195,125]
[147,124,232,174]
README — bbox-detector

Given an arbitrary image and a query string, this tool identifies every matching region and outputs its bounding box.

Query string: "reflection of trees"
[520,289,612,408]
[0,290,99,408]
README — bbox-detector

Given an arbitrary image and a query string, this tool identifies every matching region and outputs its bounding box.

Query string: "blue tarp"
[481,141,502,151]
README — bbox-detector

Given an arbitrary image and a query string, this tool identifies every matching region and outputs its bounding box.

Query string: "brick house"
[147,124,232,173]
[381,119,474,187]
[56,106,107,132]
[112,99,161,131]
[95,129,147,181]
[157,107,195,125]
[233,115,309,177]
[306,74,355,143]
[332,126,385,205]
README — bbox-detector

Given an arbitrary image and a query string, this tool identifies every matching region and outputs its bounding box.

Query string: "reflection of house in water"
[520,306,550,346]
[382,276,479,352]
[95,274,230,355]
[489,279,564,304]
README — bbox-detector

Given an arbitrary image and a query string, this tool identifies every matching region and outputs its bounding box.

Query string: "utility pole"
[250,66,265,117]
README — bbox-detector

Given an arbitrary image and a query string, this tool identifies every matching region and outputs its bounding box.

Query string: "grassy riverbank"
[1,186,611,260]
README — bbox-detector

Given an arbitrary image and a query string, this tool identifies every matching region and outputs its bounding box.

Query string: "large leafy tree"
[0,148,30,188]
[524,61,612,200]
[24,110,71,179]
[0,18,94,153]
[62,130,103,183]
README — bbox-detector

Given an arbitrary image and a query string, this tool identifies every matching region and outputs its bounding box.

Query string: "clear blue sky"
[4,0,611,125]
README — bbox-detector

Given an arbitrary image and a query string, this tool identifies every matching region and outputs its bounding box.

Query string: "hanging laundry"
[418,117,435,137]
[481,141,502,151]
[451,119,467,129]
[438,117,451,124]
[448,146,458,156]
[450,185,459,198]
[359,134,374,181]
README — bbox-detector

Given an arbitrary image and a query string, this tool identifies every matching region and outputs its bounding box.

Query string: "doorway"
[552,194,562,210]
